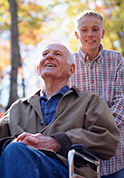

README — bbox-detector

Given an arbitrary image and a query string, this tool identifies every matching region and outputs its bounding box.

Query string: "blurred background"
[0,0,124,115]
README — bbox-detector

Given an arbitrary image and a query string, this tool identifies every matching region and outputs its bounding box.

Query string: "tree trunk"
[6,0,21,110]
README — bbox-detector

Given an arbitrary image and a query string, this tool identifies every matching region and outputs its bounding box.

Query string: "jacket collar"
[23,86,79,120]
[28,91,43,120]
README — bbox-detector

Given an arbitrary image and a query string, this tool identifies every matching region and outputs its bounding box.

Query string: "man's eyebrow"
[42,49,49,54]
[92,25,100,27]
[42,49,63,54]
[81,25,100,27]
[51,49,63,53]
[79,25,88,29]
[80,25,87,28]
[55,49,63,53]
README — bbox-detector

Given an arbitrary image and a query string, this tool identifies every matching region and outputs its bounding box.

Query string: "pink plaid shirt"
[68,44,124,176]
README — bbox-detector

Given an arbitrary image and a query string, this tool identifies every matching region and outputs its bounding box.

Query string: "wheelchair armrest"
[68,144,101,178]
[71,144,102,161]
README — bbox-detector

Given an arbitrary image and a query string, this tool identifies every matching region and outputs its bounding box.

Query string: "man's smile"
[45,64,56,67]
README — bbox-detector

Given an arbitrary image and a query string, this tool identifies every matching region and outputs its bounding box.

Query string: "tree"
[0,0,124,112]
[65,0,124,54]
[6,0,21,110]
[3,0,55,110]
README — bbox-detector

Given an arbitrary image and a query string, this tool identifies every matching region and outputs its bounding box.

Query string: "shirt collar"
[77,44,103,64]
[40,85,69,100]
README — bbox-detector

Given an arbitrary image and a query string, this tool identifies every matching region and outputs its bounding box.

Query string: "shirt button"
[91,80,94,84]
[90,66,93,69]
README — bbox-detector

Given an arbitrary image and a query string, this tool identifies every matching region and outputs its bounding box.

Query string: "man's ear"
[68,64,75,76]
[74,31,79,39]
[102,29,105,39]
[36,65,40,76]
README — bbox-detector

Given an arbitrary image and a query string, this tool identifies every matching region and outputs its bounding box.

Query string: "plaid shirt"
[68,44,124,176]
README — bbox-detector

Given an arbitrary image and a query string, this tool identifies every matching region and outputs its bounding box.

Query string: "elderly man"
[0,42,120,178]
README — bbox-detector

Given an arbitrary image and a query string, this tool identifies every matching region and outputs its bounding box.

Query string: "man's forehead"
[78,16,103,28]
[44,43,67,53]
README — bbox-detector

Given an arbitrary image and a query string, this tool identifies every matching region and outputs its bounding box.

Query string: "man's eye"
[93,28,99,31]
[43,52,48,56]
[81,29,86,32]
[56,52,61,55]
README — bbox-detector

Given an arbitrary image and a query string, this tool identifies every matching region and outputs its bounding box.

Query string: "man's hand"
[12,132,61,152]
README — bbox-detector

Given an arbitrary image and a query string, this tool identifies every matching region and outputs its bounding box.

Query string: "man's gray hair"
[52,42,75,65]
[61,43,75,65]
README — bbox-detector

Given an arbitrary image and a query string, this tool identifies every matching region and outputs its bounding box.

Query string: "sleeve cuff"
[51,132,72,157]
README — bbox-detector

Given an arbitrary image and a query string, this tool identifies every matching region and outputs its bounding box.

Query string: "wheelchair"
[68,144,101,178]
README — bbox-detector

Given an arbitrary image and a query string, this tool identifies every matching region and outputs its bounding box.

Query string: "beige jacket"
[0,86,120,178]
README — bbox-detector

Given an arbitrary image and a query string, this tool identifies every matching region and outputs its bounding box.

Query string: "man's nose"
[46,51,54,59]
[87,30,93,37]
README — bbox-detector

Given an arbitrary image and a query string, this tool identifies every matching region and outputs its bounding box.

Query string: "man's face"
[38,43,74,81]
[75,16,105,55]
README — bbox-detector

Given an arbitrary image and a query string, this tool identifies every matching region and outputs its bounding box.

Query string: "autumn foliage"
[0,0,124,113]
